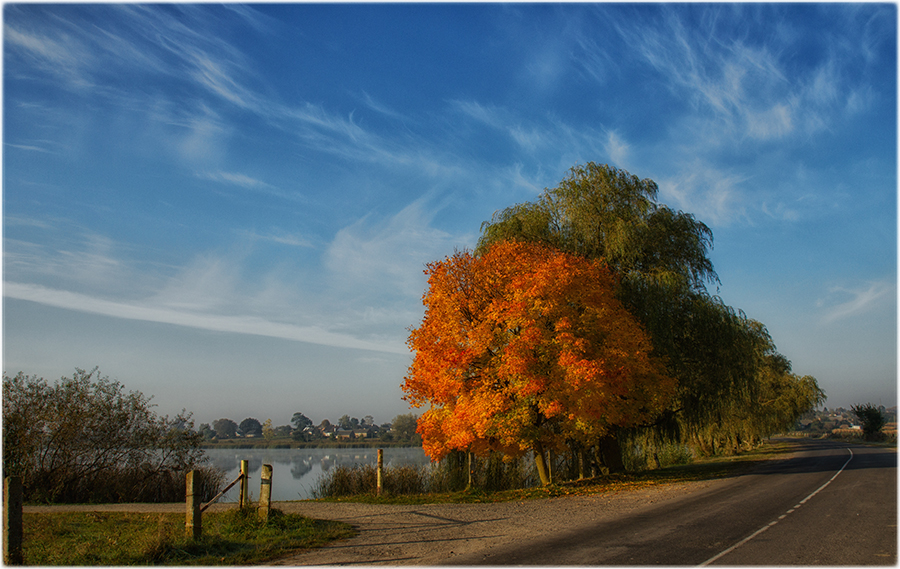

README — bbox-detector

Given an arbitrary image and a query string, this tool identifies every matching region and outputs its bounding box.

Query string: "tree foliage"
[852,403,887,441]
[291,412,313,431]
[262,418,275,441]
[239,417,263,437]
[213,418,238,439]
[389,413,421,443]
[403,241,674,484]
[474,162,824,462]
[198,423,216,440]
[478,162,717,292]
[2,368,219,503]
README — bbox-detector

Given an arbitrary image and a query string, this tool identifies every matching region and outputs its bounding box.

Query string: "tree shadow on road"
[558,437,895,497]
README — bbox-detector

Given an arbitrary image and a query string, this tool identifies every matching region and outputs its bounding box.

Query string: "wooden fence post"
[185,470,201,539]
[3,477,23,565]
[239,460,249,509]
[376,450,384,496]
[258,464,273,522]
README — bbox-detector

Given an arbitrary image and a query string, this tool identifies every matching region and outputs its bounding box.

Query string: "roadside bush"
[623,439,695,471]
[3,368,224,503]
[852,403,887,441]
[387,464,429,494]
[656,443,694,467]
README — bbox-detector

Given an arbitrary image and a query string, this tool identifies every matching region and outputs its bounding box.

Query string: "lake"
[202,446,430,501]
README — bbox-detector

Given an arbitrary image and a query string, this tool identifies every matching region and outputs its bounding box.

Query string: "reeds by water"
[310,452,539,498]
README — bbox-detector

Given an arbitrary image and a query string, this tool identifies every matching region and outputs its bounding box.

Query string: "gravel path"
[24,478,726,566]
[272,479,721,565]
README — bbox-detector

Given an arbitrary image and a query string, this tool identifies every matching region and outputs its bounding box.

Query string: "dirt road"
[270,480,714,565]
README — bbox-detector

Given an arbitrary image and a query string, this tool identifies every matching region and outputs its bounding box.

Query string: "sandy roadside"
[269,479,722,565]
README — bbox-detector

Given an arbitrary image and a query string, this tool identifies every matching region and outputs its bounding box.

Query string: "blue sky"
[3,3,896,428]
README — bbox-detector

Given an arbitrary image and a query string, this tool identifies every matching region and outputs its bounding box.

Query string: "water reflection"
[203,447,429,501]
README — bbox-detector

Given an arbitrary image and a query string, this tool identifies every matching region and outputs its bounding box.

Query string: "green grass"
[22,508,354,565]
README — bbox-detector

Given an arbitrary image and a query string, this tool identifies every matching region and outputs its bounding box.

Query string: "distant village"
[198,412,422,444]
[794,406,898,438]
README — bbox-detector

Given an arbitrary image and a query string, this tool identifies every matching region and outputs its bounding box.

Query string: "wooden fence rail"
[186,460,272,539]
[200,471,244,514]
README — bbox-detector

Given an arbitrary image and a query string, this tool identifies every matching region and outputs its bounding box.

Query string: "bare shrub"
[3,368,224,503]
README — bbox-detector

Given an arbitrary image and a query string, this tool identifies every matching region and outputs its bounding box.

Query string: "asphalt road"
[450,438,896,565]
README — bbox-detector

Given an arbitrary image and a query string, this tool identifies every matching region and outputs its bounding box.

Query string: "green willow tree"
[478,162,824,470]
[479,162,717,291]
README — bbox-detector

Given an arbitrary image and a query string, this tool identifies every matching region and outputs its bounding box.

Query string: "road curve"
[453,438,896,565]
[275,438,895,566]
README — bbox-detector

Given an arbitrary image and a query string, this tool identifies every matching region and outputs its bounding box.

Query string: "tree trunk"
[599,433,625,473]
[533,441,551,486]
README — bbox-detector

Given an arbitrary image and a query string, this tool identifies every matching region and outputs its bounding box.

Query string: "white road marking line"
[698,448,854,567]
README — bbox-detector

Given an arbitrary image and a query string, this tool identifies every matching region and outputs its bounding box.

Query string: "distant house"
[332,429,371,440]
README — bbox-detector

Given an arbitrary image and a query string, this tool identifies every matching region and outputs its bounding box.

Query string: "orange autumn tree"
[403,241,675,485]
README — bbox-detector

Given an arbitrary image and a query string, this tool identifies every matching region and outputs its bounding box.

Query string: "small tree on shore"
[213,418,238,439]
[390,413,420,443]
[262,419,275,442]
[852,403,886,441]
[239,417,263,437]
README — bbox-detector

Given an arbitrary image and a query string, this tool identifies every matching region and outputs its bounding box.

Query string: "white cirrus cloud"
[325,198,467,299]
[656,162,750,226]
[602,5,875,145]
[819,280,895,324]
[3,282,408,355]
[199,170,307,203]
[203,171,270,188]
[4,140,57,154]
[238,229,314,248]
[3,24,93,87]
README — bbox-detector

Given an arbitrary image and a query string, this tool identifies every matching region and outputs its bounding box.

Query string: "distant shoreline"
[201,440,420,450]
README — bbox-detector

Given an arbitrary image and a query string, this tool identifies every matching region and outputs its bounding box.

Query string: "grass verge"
[22,508,354,565]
